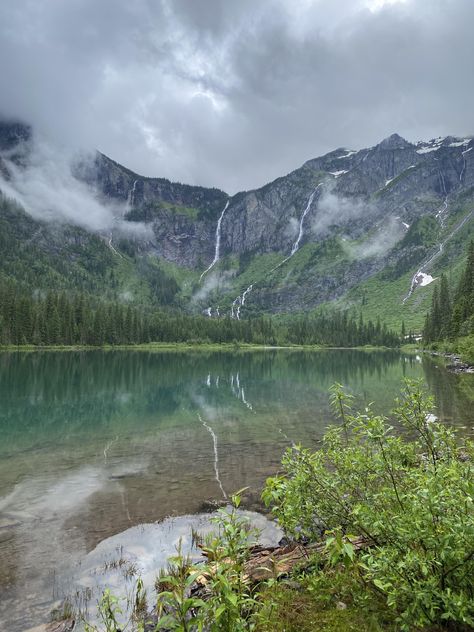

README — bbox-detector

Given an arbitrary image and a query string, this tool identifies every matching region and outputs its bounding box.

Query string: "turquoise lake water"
[1,349,473,630]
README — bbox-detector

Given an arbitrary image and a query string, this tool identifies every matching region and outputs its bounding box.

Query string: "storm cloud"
[1,0,473,193]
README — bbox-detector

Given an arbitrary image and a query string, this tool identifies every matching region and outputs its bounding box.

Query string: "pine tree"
[438,274,451,339]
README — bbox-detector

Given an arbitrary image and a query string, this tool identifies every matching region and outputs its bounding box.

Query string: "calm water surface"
[1,349,473,630]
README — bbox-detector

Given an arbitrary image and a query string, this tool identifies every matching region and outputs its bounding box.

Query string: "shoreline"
[0,342,400,353]
[423,349,474,373]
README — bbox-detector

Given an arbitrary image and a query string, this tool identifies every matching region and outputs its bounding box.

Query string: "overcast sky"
[1,0,473,193]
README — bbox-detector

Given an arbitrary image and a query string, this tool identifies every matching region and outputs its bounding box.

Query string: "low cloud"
[285,216,300,240]
[192,269,235,305]
[310,187,404,257]
[0,137,152,238]
[344,216,404,259]
[311,188,376,236]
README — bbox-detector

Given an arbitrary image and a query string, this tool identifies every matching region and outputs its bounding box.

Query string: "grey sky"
[1,0,473,193]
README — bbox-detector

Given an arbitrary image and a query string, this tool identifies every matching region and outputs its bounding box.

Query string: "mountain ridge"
[1,119,474,329]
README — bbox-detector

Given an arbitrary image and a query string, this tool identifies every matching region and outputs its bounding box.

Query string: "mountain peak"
[377,133,412,150]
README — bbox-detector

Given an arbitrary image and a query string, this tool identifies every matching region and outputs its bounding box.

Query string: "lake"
[1,349,473,630]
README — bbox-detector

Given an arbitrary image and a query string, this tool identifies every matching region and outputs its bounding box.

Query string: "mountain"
[1,119,474,330]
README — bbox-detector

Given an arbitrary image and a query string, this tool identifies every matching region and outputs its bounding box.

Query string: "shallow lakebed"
[1,349,473,630]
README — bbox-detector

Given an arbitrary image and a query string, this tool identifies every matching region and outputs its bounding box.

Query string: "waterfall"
[435,172,448,227]
[435,197,448,227]
[231,296,241,319]
[127,179,138,206]
[198,414,227,499]
[460,147,471,182]
[290,184,321,256]
[228,185,323,320]
[230,186,322,318]
[241,284,254,305]
[233,283,254,320]
[107,233,123,258]
[199,200,230,281]
[269,183,324,273]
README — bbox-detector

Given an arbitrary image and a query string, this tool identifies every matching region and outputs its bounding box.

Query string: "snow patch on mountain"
[418,273,434,286]
[336,150,357,159]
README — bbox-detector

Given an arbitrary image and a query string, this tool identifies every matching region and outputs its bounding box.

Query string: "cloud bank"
[1,0,474,193]
[0,138,152,236]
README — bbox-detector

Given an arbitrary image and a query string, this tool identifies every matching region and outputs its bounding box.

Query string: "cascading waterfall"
[199,200,230,281]
[403,210,474,303]
[241,285,253,305]
[460,147,472,182]
[229,185,323,319]
[198,413,227,499]
[269,183,324,273]
[290,184,321,256]
[107,233,123,258]
[231,296,241,319]
[435,172,448,227]
[234,284,254,320]
[436,197,448,225]
[127,179,138,206]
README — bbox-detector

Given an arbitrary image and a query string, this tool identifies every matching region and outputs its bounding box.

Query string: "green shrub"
[156,489,260,631]
[456,335,474,364]
[263,380,474,631]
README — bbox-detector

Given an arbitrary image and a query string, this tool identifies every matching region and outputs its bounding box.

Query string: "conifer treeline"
[423,240,474,342]
[286,312,400,347]
[0,279,399,347]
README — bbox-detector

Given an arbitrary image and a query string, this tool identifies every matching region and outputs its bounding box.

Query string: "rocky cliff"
[1,119,473,326]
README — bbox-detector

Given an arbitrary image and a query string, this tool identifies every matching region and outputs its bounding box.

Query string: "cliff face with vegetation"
[1,119,474,327]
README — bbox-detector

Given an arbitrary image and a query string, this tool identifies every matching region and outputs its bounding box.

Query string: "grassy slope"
[0,196,184,307]
[333,206,474,332]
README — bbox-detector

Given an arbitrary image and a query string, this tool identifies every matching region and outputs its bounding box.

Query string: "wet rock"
[197,498,227,512]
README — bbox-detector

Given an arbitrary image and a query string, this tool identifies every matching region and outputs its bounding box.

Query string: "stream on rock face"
[1,349,474,630]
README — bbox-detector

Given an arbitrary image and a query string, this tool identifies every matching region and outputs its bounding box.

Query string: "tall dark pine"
[438,274,451,339]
